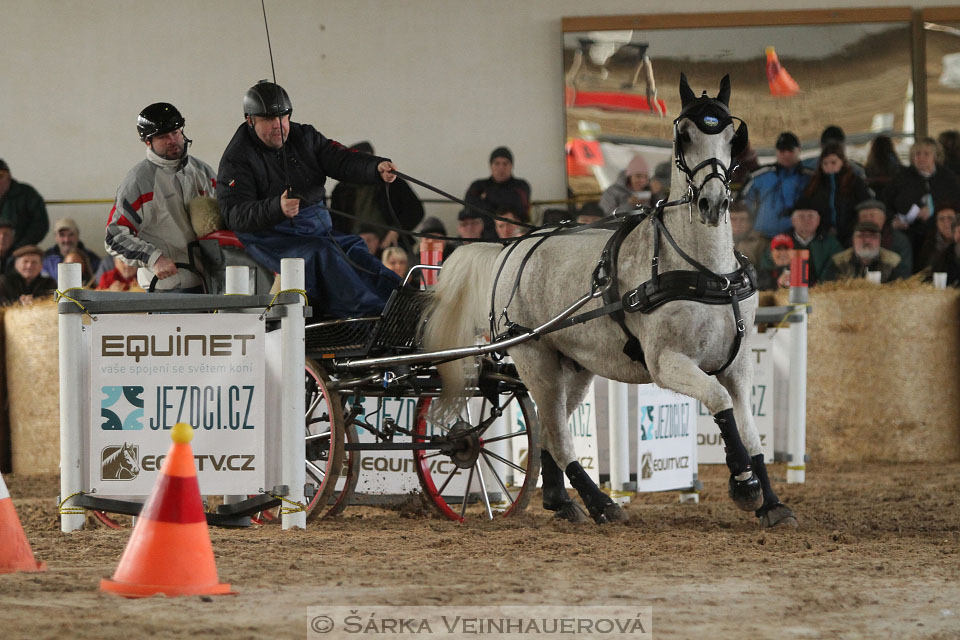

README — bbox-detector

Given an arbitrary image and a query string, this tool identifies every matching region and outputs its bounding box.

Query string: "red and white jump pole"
[786,250,809,484]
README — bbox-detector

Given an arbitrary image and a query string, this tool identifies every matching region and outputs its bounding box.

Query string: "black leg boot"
[541,451,587,522]
[714,408,762,511]
[565,461,625,524]
[540,450,573,511]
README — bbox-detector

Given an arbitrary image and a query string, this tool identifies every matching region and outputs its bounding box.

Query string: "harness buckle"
[626,289,640,309]
[736,317,746,334]
[720,276,731,291]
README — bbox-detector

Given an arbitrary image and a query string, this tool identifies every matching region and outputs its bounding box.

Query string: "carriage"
[294,270,543,522]
[82,73,795,529]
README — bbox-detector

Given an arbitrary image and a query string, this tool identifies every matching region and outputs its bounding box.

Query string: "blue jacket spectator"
[741,132,813,238]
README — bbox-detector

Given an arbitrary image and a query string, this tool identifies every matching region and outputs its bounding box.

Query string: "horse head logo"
[641,452,654,480]
[101,443,140,481]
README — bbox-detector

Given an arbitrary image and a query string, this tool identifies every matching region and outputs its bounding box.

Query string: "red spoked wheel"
[319,419,360,518]
[255,360,344,525]
[413,391,540,521]
[302,359,345,518]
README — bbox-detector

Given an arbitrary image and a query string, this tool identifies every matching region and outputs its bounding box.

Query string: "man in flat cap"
[821,220,909,283]
[0,244,56,305]
[42,217,100,278]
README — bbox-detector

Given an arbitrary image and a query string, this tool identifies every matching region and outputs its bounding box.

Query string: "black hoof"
[728,472,763,511]
[594,502,629,525]
[757,502,798,529]
[552,501,590,523]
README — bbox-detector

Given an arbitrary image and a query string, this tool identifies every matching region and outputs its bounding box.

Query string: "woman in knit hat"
[599,154,652,215]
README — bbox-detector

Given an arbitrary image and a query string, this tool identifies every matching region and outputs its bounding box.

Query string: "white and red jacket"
[105,148,216,290]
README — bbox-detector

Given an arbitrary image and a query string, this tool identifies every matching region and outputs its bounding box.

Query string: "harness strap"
[491,223,577,341]
[600,213,648,363]
[575,203,756,375]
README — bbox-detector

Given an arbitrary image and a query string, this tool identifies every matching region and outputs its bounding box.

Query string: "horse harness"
[582,203,756,376]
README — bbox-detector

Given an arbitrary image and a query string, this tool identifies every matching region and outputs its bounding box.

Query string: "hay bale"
[4,300,60,473]
[804,280,960,463]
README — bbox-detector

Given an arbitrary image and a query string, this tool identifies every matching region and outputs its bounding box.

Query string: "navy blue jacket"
[217,122,388,232]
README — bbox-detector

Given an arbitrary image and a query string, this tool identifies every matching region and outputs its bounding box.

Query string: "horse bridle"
[672,96,746,218]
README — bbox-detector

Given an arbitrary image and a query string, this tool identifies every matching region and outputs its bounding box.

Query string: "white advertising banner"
[635,384,696,493]
[88,314,265,495]
[338,396,475,496]
[695,331,776,464]
[510,381,599,488]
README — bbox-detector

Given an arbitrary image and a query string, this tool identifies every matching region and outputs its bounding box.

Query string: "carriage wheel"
[90,510,125,529]
[302,359,345,518]
[413,391,540,521]
[321,420,360,518]
[252,362,348,525]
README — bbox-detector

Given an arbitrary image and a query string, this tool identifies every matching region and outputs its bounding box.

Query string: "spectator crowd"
[3,117,960,312]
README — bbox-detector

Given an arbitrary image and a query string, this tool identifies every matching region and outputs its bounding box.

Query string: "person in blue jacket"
[741,131,813,238]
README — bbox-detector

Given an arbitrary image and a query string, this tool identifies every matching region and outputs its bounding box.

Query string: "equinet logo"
[101,330,256,362]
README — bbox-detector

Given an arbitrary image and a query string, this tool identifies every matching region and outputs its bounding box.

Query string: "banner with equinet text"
[88,314,265,495]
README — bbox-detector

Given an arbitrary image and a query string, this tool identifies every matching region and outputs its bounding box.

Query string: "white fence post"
[608,380,631,493]
[786,282,808,484]
[280,259,307,529]
[58,263,85,532]
[223,266,251,507]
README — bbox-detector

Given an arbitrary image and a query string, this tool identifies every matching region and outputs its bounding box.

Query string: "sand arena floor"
[2,461,959,639]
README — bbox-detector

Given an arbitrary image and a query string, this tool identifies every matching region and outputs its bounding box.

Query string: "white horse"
[425,74,796,528]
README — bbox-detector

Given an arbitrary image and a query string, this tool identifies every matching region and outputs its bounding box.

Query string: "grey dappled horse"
[425,75,796,529]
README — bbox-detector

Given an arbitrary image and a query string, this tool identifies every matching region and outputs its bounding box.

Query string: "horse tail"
[423,243,503,417]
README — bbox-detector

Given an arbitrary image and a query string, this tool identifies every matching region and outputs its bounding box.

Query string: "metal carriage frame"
[294,265,546,523]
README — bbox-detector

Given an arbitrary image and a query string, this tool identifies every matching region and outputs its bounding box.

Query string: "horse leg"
[651,350,762,511]
[533,356,623,525]
[718,361,797,528]
[510,344,609,522]
[510,346,585,522]
[562,366,627,524]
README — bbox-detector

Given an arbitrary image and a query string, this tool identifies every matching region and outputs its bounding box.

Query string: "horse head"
[120,442,140,476]
[674,73,749,226]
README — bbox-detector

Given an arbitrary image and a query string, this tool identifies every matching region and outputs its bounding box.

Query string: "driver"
[105,102,217,292]
[216,80,401,317]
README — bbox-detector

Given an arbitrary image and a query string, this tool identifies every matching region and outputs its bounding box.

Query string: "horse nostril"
[698,198,710,216]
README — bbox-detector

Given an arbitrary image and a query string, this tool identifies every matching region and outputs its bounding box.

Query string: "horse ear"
[717,74,731,106]
[679,72,696,108]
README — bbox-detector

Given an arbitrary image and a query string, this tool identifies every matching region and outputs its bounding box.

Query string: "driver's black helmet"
[243,80,292,117]
[137,103,185,141]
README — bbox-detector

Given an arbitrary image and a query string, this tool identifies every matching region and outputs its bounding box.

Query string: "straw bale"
[4,300,60,473]
[802,280,960,463]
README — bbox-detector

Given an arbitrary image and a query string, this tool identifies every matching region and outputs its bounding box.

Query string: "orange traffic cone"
[0,473,45,573]
[766,46,800,97]
[101,423,231,597]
